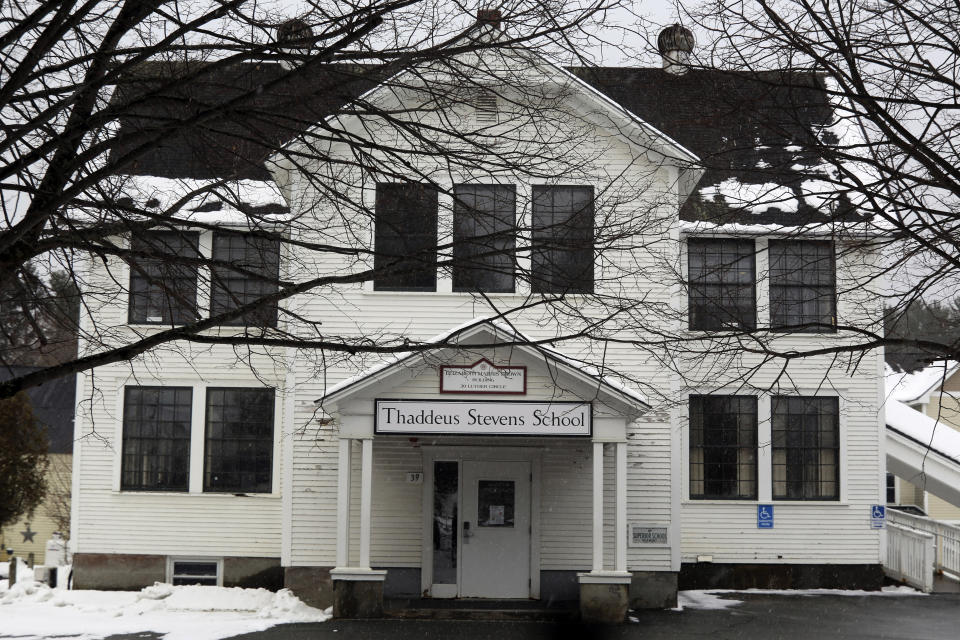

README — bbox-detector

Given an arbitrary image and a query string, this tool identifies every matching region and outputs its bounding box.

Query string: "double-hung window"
[687,239,756,330]
[210,232,281,327]
[689,395,758,500]
[128,232,200,324]
[452,184,516,292]
[769,240,836,332]
[121,387,192,491]
[531,186,594,294]
[374,183,438,291]
[203,387,275,493]
[772,396,839,500]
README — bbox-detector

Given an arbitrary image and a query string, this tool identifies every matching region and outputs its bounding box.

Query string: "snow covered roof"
[116,176,289,225]
[885,361,960,404]
[568,68,867,226]
[886,399,960,465]
[316,317,649,410]
[111,62,855,227]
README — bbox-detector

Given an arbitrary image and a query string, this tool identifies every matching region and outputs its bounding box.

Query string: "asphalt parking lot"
[211,591,960,640]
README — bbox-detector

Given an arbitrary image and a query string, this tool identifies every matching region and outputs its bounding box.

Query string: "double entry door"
[430,458,531,598]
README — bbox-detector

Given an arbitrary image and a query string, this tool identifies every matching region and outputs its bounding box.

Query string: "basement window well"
[168,558,222,586]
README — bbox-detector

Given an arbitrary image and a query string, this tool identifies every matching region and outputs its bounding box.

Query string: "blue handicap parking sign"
[871,505,885,529]
[758,504,774,529]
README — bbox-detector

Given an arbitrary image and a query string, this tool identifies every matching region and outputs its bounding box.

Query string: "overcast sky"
[270,1,688,66]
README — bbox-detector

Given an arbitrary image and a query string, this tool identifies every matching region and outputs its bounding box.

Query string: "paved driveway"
[212,592,960,640]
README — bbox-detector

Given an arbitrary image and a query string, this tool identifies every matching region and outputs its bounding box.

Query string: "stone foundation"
[679,563,885,591]
[332,572,386,618]
[72,553,283,591]
[578,574,630,623]
[223,557,282,590]
[72,553,165,590]
[630,571,678,609]
[284,566,334,608]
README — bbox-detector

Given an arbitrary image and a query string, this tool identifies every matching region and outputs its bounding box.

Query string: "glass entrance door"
[460,459,531,598]
[431,461,458,598]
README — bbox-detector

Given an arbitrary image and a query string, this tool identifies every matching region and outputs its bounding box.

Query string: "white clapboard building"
[70,18,888,620]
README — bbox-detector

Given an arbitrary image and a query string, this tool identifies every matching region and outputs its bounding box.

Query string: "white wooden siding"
[73,46,885,573]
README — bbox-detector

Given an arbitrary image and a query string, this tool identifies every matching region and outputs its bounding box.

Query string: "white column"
[615,441,627,573]
[336,438,352,567]
[359,437,374,569]
[592,441,604,572]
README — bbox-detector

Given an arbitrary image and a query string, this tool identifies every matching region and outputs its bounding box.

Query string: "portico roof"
[315,318,649,419]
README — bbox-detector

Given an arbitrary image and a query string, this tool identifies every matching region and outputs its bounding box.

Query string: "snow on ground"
[671,585,925,612]
[0,579,330,640]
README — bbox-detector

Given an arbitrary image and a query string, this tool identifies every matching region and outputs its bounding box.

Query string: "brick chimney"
[477,8,502,30]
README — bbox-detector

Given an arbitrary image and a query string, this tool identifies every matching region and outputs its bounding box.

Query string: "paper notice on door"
[488,505,505,525]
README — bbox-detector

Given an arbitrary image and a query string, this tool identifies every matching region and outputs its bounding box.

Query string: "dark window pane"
[886,473,896,504]
[121,386,192,491]
[688,239,756,330]
[769,240,836,332]
[432,461,458,584]
[477,480,515,527]
[531,186,594,294]
[204,388,275,493]
[772,396,839,501]
[374,183,438,291]
[128,232,199,324]
[210,232,281,327]
[689,395,757,499]
[453,185,516,292]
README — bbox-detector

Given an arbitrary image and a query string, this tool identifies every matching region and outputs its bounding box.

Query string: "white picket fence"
[885,522,936,592]
[887,509,960,578]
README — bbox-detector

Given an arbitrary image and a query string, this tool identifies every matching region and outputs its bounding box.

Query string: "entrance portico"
[316,320,649,621]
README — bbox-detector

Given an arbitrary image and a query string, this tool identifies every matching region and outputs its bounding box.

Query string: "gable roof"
[110,60,856,226]
[317,318,649,416]
[0,366,76,454]
[886,361,960,405]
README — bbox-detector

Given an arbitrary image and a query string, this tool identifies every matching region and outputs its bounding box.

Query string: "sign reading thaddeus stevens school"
[375,400,591,436]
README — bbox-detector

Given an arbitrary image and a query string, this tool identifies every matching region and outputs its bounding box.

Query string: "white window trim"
[361,181,599,297]
[113,377,283,497]
[166,557,223,586]
[681,391,849,506]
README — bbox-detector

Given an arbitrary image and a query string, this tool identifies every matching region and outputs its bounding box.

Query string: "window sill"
[683,499,849,507]
[114,490,280,498]
[360,289,593,298]
[126,323,279,332]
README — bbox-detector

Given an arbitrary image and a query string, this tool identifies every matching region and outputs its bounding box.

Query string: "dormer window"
[474,90,498,124]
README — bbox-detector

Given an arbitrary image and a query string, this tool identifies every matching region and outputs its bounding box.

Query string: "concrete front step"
[383,598,578,621]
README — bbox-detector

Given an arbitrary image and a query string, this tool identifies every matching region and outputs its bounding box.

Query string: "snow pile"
[885,362,960,404]
[0,581,330,640]
[675,590,743,611]
[886,399,960,465]
[0,557,33,590]
[673,585,925,611]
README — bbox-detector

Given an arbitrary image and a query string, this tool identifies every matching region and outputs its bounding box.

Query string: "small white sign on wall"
[628,523,669,547]
[440,358,526,394]
[405,472,423,484]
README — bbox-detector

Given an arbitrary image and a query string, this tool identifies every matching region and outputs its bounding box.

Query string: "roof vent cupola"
[657,24,695,76]
[276,18,314,68]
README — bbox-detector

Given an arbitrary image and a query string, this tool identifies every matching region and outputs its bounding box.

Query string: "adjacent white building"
[70,20,888,620]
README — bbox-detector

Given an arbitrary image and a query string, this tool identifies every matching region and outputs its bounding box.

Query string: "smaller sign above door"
[440,358,526,394]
